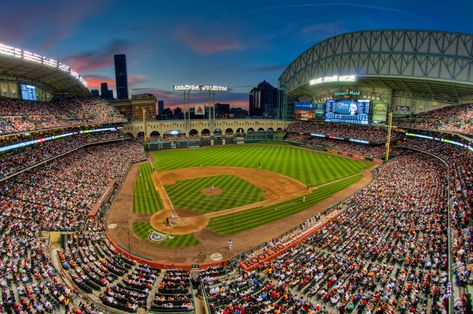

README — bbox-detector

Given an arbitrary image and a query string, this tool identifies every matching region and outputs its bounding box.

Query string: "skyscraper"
[249,80,283,118]
[100,82,109,99]
[114,54,129,100]
[157,100,164,119]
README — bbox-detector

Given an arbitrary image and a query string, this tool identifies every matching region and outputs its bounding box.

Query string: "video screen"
[21,84,37,101]
[294,101,315,121]
[295,110,315,121]
[315,103,325,117]
[325,99,370,125]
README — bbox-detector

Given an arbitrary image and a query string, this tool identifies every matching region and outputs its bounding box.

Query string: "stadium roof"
[0,43,89,95]
[280,30,473,103]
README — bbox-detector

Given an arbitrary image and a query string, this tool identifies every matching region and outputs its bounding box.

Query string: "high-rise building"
[114,54,129,100]
[215,103,230,118]
[100,82,109,99]
[99,82,114,100]
[90,89,100,97]
[173,107,183,119]
[106,89,114,100]
[249,80,283,118]
[157,100,164,119]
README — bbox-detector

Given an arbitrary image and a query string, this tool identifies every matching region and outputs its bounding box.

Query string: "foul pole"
[385,112,393,161]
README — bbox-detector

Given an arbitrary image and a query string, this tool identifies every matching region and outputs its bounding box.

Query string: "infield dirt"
[106,162,375,264]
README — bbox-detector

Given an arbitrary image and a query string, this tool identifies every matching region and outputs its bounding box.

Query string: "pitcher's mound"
[202,187,222,196]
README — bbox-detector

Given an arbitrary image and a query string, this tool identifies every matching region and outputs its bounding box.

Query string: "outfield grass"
[152,145,370,186]
[132,221,199,248]
[133,163,163,215]
[206,174,362,235]
[166,175,263,213]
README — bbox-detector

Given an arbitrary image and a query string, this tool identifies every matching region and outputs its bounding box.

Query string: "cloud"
[0,0,108,49]
[128,74,147,85]
[243,64,287,73]
[84,73,146,90]
[174,27,245,55]
[130,87,249,108]
[62,39,131,72]
[250,2,428,20]
[83,75,115,90]
[301,22,345,34]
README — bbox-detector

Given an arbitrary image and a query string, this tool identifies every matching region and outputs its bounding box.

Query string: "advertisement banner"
[295,110,315,121]
[194,104,205,115]
[294,102,315,110]
[372,102,387,122]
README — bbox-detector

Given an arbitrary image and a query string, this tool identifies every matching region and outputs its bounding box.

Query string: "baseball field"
[107,143,373,262]
[150,144,369,186]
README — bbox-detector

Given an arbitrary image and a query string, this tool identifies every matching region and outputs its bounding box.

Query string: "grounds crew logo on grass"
[148,229,173,242]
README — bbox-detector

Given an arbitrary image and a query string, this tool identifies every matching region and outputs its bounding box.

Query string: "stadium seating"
[0,92,471,313]
[0,140,146,231]
[287,133,387,158]
[287,121,393,143]
[395,103,473,134]
[0,131,127,179]
[0,96,126,135]
[202,152,465,313]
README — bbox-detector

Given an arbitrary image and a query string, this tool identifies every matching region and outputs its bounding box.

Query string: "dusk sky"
[1,0,472,108]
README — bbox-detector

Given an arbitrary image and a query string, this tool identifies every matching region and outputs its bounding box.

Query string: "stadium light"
[0,41,87,88]
[309,75,356,85]
[173,84,228,91]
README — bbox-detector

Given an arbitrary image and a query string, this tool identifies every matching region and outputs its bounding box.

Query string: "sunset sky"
[1,0,472,108]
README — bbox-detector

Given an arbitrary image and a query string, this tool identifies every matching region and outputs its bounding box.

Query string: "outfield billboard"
[294,102,315,121]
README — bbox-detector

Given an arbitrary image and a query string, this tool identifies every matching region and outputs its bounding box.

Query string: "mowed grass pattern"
[152,145,370,186]
[207,174,362,235]
[166,175,264,213]
[133,164,163,215]
[132,221,199,248]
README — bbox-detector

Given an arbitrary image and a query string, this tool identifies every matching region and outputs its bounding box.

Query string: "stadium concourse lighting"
[173,84,228,91]
[309,75,356,85]
[0,42,88,88]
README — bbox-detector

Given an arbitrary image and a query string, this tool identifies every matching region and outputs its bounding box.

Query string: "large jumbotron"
[0,29,472,314]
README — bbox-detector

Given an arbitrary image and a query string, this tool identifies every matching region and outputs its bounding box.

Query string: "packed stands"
[400,138,473,302]
[58,232,159,313]
[287,133,387,158]
[203,152,459,313]
[288,121,391,143]
[0,96,126,135]
[0,131,127,179]
[59,229,198,312]
[395,103,473,134]
[0,140,145,231]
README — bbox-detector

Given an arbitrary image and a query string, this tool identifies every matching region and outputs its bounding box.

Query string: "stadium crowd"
[400,138,473,298]
[0,91,471,313]
[0,96,126,135]
[203,152,470,313]
[0,134,146,313]
[286,133,387,158]
[287,121,391,143]
[0,140,145,231]
[395,103,473,134]
[0,131,126,178]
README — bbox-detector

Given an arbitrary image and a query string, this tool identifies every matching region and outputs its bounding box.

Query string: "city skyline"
[1,0,472,109]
